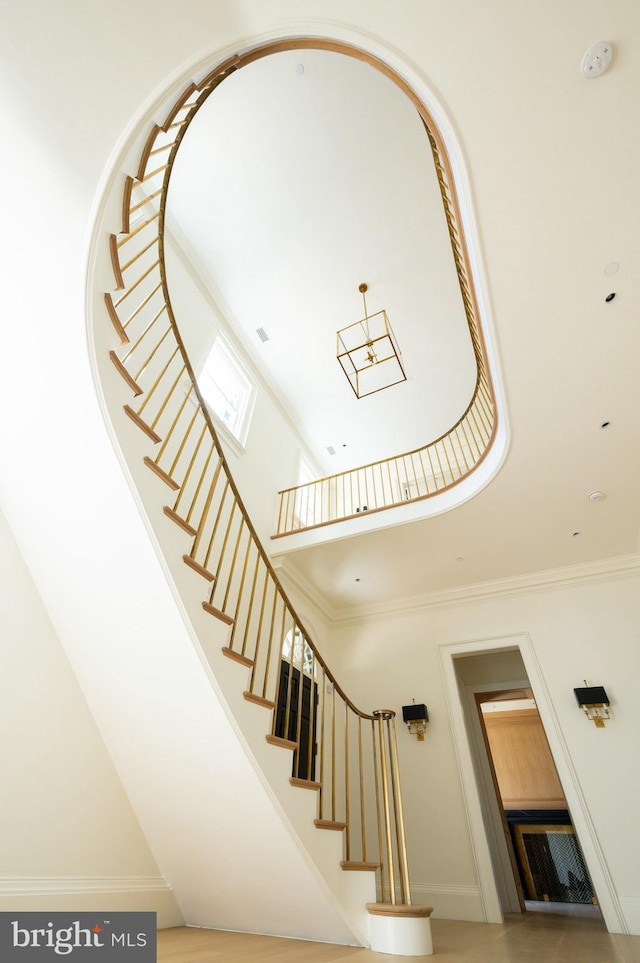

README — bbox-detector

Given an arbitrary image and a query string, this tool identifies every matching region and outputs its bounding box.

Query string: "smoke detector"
[581,42,613,79]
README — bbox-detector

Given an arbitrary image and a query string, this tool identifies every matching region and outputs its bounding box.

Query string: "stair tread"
[266,735,297,750]
[289,777,321,791]
[164,508,196,536]
[144,457,179,491]
[203,601,234,625]
[366,902,433,918]
[222,647,253,667]
[104,292,129,344]
[340,861,379,871]
[182,554,215,581]
[314,819,347,831]
[124,405,161,444]
[244,692,275,710]
[110,350,142,396]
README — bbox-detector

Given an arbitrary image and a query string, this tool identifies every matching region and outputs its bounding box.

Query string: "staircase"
[93,40,434,956]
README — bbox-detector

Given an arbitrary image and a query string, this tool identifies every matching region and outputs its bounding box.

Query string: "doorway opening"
[439,638,614,927]
[472,678,600,920]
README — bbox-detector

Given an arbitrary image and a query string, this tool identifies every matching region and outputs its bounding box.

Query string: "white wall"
[164,234,312,546]
[0,508,181,924]
[0,0,637,944]
[324,571,640,931]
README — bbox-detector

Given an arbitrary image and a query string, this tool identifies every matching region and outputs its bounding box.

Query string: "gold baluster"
[344,703,350,861]
[374,709,395,904]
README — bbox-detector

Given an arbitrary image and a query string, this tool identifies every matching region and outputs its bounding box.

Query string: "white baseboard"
[618,895,640,935]
[0,878,182,928]
[377,881,484,922]
[411,883,485,921]
[0,877,169,896]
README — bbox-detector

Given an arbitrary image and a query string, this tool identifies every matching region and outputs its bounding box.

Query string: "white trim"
[376,882,483,922]
[272,557,340,623]
[0,877,171,896]
[198,335,256,448]
[439,643,503,924]
[461,677,529,915]
[275,552,640,626]
[438,633,627,935]
[412,882,479,898]
[368,911,433,956]
[334,553,640,623]
[211,412,247,461]
[618,897,640,935]
[411,883,483,922]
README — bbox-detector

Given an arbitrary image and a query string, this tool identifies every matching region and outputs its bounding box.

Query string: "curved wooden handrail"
[274,371,494,534]
[101,38,491,908]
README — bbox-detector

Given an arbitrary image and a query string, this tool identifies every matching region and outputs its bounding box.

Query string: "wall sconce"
[402,702,429,741]
[574,682,610,728]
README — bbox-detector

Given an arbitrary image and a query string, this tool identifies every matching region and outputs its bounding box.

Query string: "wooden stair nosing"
[110,351,142,396]
[121,175,134,235]
[365,902,433,918]
[202,601,234,626]
[289,777,321,791]
[163,82,198,129]
[104,293,129,345]
[314,819,347,832]
[124,405,161,444]
[136,126,163,183]
[243,692,275,710]
[221,646,253,668]
[144,457,179,491]
[182,554,215,581]
[340,861,380,872]
[266,734,297,751]
[163,508,196,536]
[109,233,125,290]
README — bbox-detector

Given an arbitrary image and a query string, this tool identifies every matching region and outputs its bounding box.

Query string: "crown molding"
[271,557,339,623]
[279,553,640,627]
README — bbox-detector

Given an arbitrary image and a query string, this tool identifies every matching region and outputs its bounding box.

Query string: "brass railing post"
[373,708,411,906]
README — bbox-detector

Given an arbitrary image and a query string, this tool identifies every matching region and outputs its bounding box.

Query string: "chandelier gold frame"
[336,283,407,399]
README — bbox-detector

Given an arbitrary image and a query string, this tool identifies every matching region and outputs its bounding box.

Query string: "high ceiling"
[167,48,478,473]
[165,11,640,618]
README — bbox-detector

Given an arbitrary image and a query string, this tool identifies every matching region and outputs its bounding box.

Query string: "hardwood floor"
[158,912,640,962]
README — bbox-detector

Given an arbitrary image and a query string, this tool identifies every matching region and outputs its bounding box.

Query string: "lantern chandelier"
[336,283,407,399]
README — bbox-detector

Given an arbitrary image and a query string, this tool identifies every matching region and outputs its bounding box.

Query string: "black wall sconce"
[402,702,429,741]
[574,682,610,728]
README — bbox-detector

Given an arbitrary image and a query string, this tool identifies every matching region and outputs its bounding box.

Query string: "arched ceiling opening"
[165,47,481,474]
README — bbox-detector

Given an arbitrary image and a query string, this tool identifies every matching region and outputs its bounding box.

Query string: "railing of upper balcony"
[274,110,496,537]
[275,380,494,534]
[104,40,426,907]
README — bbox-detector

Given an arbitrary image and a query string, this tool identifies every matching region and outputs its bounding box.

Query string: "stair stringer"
[88,339,377,943]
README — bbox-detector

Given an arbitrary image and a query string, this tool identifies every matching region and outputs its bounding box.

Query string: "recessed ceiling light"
[581,41,613,79]
[604,262,619,276]
[455,556,465,563]
[600,421,611,429]
[355,577,361,582]
[605,292,617,303]
[572,531,582,537]
[296,63,305,75]
[589,491,605,502]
